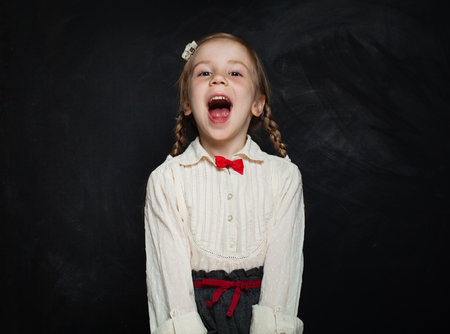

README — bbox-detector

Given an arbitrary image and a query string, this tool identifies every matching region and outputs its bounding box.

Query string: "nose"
[210,72,228,86]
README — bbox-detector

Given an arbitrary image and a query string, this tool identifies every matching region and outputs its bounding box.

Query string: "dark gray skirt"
[192,267,263,334]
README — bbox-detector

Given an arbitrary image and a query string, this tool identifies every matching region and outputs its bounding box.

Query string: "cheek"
[187,83,197,105]
[188,78,202,96]
[244,76,259,98]
[234,78,257,95]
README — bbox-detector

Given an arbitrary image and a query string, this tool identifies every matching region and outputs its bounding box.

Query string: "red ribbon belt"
[193,278,262,317]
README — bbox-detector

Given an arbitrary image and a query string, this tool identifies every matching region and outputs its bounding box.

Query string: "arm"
[250,164,305,334]
[145,167,207,334]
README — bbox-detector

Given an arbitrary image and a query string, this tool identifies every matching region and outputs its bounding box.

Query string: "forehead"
[191,39,252,66]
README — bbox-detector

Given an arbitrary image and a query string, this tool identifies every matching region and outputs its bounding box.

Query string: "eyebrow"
[228,60,249,70]
[192,60,249,71]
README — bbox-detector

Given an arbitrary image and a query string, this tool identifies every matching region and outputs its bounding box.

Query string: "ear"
[251,94,266,117]
[182,97,192,116]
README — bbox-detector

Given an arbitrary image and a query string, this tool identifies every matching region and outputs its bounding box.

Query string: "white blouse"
[145,136,305,334]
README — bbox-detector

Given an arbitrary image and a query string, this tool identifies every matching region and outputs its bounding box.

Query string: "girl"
[145,33,305,334]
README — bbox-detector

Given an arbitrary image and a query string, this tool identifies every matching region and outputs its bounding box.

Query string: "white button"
[275,306,282,313]
[170,309,179,317]
[227,215,233,222]
[227,193,233,200]
[229,241,235,248]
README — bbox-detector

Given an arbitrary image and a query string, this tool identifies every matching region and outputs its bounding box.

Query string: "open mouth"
[208,95,232,123]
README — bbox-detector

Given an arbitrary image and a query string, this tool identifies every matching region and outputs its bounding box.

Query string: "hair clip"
[181,41,198,61]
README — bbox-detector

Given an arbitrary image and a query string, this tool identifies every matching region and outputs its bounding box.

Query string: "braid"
[261,106,310,218]
[261,105,287,158]
[170,110,189,157]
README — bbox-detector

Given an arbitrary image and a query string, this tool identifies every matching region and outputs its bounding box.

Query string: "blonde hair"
[171,32,287,158]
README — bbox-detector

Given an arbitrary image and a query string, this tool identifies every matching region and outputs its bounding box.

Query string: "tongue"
[209,108,230,119]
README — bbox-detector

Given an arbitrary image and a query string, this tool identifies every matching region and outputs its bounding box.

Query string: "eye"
[198,71,212,76]
[229,71,242,76]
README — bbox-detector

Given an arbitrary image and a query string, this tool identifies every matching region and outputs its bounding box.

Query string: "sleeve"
[250,163,305,334]
[144,167,207,334]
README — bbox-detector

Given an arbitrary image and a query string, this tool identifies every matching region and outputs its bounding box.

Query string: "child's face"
[183,39,265,150]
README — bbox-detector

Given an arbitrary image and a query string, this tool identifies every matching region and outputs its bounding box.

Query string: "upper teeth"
[210,96,229,102]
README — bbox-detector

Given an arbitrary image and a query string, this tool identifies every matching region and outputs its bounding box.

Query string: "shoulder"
[261,151,302,180]
[150,154,183,176]
[246,137,301,178]
[147,154,185,191]
[258,151,303,198]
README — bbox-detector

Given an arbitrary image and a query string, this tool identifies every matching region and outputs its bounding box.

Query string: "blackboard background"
[1,0,449,333]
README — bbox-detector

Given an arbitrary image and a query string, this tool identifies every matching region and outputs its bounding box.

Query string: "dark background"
[1,0,449,333]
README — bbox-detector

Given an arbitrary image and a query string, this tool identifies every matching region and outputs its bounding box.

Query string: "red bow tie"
[215,156,244,175]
